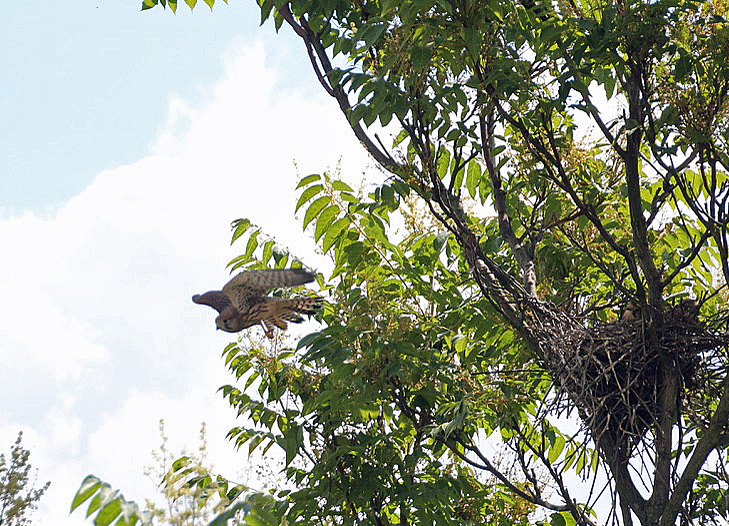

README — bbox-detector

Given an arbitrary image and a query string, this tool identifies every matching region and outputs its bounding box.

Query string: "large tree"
[76,0,729,525]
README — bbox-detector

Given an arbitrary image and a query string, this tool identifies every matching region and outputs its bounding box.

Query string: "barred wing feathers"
[222,268,317,309]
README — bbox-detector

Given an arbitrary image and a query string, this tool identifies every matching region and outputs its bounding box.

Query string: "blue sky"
[1,3,375,524]
[1,1,319,212]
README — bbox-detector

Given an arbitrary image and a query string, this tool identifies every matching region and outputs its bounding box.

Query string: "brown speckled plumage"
[193,268,321,338]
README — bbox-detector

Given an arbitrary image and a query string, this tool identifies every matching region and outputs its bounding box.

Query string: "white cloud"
[0,38,372,525]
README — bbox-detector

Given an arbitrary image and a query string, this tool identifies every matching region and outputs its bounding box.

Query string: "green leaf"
[244,230,260,258]
[321,217,351,253]
[70,476,151,526]
[436,148,451,180]
[331,180,354,193]
[345,241,367,266]
[314,205,340,242]
[451,161,465,191]
[71,475,102,512]
[171,456,191,471]
[95,499,122,526]
[357,23,387,48]
[262,240,274,265]
[466,160,481,198]
[295,184,324,213]
[433,232,450,255]
[280,424,303,466]
[393,129,409,147]
[548,435,565,463]
[303,195,332,229]
[209,502,252,526]
[231,218,251,244]
[297,174,321,189]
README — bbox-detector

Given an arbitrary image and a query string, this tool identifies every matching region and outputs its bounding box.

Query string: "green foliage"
[0,432,50,526]
[212,175,575,525]
[238,0,729,522]
[144,420,230,526]
[70,475,150,526]
[72,421,276,526]
[140,0,226,13]
[206,493,278,526]
[683,459,729,523]
[71,473,275,526]
[136,0,729,524]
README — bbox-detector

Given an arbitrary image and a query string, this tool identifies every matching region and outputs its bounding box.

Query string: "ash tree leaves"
[239,0,729,522]
[212,174,564,525]
[119,0,729,524]
[71,472,272,526]
[295,173,403,261]
[70,476,151,526]
[140,0,223,13]
[294,174,355,253]
[227,218,303,273]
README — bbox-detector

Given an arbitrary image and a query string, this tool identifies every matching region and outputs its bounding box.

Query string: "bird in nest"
[620,298,700,322]
[621,301,641,322]
[193,268,322,338]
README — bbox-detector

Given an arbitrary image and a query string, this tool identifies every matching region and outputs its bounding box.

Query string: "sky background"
[1,2,377,523]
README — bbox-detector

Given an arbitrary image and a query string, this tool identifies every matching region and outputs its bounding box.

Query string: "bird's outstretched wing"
[192,291,232,313]
[222,268,316,309]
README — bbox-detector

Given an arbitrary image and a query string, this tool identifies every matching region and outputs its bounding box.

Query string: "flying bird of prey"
[192,268,321,338]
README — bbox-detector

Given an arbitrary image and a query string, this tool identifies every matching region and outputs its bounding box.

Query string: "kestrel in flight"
[193,268,321,338]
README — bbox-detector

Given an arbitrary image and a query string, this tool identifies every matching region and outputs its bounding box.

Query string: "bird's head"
[215,312,243,332]
[215,315,229,332]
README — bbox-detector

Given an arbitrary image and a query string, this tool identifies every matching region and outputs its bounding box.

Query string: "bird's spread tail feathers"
[286,296,322,316]
[261,296,323,338]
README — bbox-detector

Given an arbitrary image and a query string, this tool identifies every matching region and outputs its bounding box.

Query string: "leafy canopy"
[80,0,729,525]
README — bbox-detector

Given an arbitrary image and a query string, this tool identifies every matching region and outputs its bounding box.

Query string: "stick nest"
[542,303,728,452]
